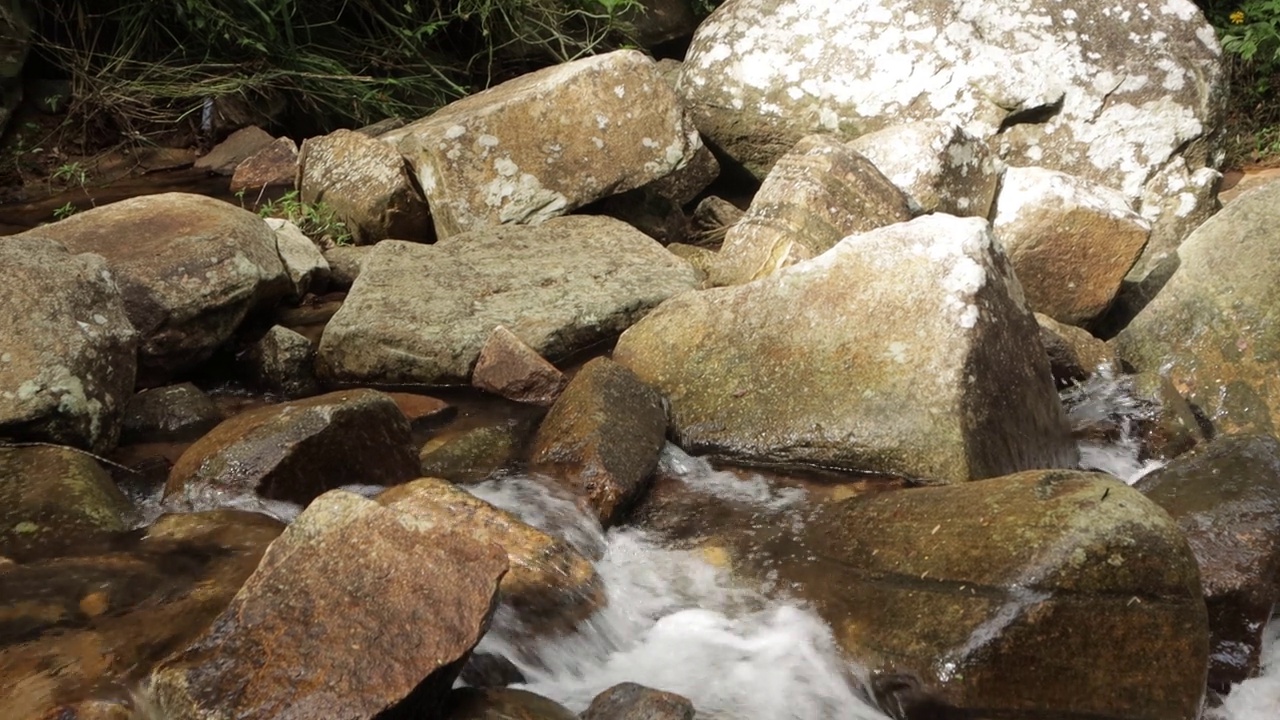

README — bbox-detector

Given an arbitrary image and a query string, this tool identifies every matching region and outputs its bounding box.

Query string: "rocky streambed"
[3,1,1280,719]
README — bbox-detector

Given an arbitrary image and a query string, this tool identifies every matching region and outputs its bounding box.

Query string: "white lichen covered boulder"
[847,120,1000,217]
[390,49,703,239]
[679,0,1223,226]
[992,166,1151,326]
[614,214,1078,482]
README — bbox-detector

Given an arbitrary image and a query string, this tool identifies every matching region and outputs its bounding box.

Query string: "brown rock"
[1128,371,1207,462]
[122,383,223,443]
[1035,313,1121,389]
[146,490,507,720]
[164,389,418,507]
[385,392,455,429]
[419,418,535,484]
[472,325,568,406]
[322,244,372,289]
[194,126,275,175]
[235,325,322,399]
[230,136,299,197]
[443,687,576,720]
[582,682,695,720]
[530,358,667,528]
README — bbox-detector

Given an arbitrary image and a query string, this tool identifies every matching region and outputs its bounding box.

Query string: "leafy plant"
[1199,1,1280,165]
[257,190,353,246]
[52,161,88,188]
[53,202,79,220]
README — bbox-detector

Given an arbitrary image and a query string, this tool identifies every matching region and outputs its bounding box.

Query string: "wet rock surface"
[443,687,577,720]
[235,325,322,399]
[121,383,223,443]
[581,682,696,720]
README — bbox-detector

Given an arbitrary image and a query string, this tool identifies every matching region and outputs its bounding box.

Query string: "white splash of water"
[1211,618,1280,720]
[657,444,808,511]
[1060,364,1166,484]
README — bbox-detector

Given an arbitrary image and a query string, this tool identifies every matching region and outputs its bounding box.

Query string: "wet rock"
[385,392,455,430]
[318,215,699,385]
[322,244,371,289]
[235,325,322,399]
[264,217,330,298]
[1128,372,1207,462]
[678,0,1224,220]
[472,325,568,406]
[390,50,702,239]
[146,490,507,720]
[581,682,696,720]
[615,214,1077,483]
[709,134,911,286]
[1116,178,1280,436]
[121,383,223,443]
[784,470,1208,720]
[443,687,576,720]
[194,126,275,175]
[0,445,133,562]
[848,120,1000,217]
[11,193,291,383]
[0,237,137,452]
[0,510,282,719]
[530,358,667,528]
[229,136,299,197]
[164,389,418,507]
[1035,313,1121,389]
[420,419,533,484]
[992,166,1151,326]
[458,652,526,688]
[1135,433,1280,690]
[298,128,432,244]
[378,478,602,621]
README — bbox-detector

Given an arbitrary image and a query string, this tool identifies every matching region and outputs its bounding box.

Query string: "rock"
[420,419,534,484]
[264,218,330,298]
[0,237,137,452]
[0,510,283,719]
[646,140,721,208]
[458,652,526,688]
[689,195,744,247]
[229,136,299,197]
[384,392,455,430]
[235,325,322,399]
[1135,433,1280,690]
[1035,313,1121,389]
[146,490,507,720]
[298,128,432,244]
[472,325,567,406]
[194,126,275,175]
[1114,178,1280,436]
[443,687,576,720]
[678,0,1224,218]
[11,193,291,383]
[709,134,912,286]
[121,383,223,443]
[1132,162,1222,281]
[581,682,696,720]
[318,215,699,385]
[848,120,1000,217]
[614,214,1077,482]
[164,389,418,508]
[378,478,601,621]
[390,50,702,239]
[664,243,716,281]
[322,244,370,289]
[530,358,667,528]
[992,166,1152,326]
[783,470,1208,720]
[594,187,691,245]
[1127,371,1207,462]
[0,445,133,562]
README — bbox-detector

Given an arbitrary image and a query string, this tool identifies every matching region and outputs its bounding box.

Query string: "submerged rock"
[419,418,535,484]
[783,470,1208,720]
[146,490,507,720]
[164,389,418,507]
[615,214,1077,482]
[1135,434,1280,690]
[0,237,137,453]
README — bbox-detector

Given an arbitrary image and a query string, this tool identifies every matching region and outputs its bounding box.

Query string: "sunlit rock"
[0,237,136,452]
[11,193,291,383]
[164,389,418,508]
[709,134,911,286]
[848,119,1000,217]
[390,50,702,238]
[992,166,1151,326]
[783,470,1208,720]
[530,357,668,528]
[615,214,1077,483]
[263,218,329,299]
[317,215,698,386]
[472,325,567,406]
[146,490,507,720]
[1114,178,1280,436]
[1135,433,1280,690]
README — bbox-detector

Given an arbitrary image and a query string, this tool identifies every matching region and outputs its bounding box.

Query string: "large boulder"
[530,357,668,527]
[146,490,508,720]
[709,134,912,286]
[614,214,1077,482]
[992,166,1151,326]
[318,215,699,386]
[164,389,418,508]
[678,0,1224,224]
[10,193,292,383]
[783,470,1208,720]
[389,50,702,239]
[0,237,137,452]
[1135,433,1280,690]
[848,120,1000,217]
[1114,178,1280,435]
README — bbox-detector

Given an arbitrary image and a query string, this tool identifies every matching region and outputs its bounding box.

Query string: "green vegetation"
[252,189,353,246]
[52,201,78,220]
[1201,1,1280,165]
